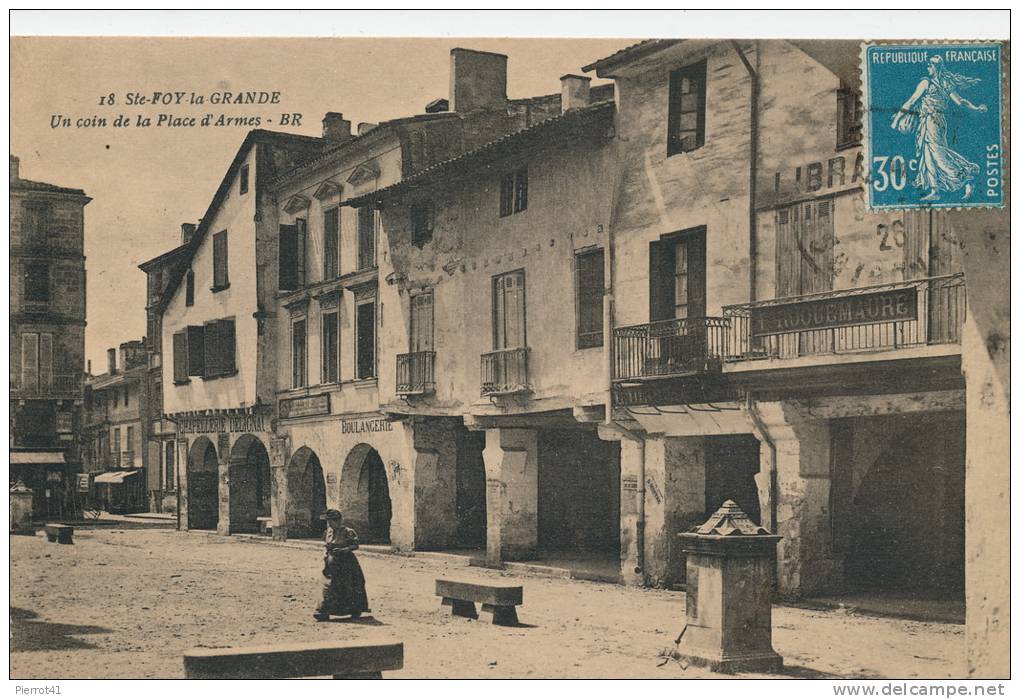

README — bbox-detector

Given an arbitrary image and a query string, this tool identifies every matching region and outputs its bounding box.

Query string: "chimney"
[358,122,378,136]
[181,222,197,245]
[560,74,591,113]
[107,348,117,375]
[322,112,353,142]
[9,155,19,182]
[449,48,508,113]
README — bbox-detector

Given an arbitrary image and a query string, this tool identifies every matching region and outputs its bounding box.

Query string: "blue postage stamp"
[863,42,1003,210]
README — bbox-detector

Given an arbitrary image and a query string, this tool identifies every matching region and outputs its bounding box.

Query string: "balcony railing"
[723,274,966,361]
[481,347,531,397]
[11,373,83,398]
[612,317,730,382]
[396,351,436,396]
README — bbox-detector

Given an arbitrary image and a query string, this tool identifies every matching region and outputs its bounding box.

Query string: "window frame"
[211,230,230,292]
[836,83,863,150]
[357,206,377,270]
[667,59,708,157]
[499,167,528,217]
[409,288,435,353]
[354,296,377,380]
[292,316,308,388]
[491,269,527,350]
[410,200,434,248]
[574,247,605,350]
[24,261,50,308]
[323,206,340,280]
[239,164,250,195]
[321,309,340,385]
[185,269,195,306]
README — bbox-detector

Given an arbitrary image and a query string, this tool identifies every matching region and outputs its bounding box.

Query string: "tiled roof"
[341,100,615,208]
[10,177,87,196]
[582,39,682,75]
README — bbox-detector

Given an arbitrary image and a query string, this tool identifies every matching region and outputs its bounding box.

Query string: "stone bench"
[435,578,523,626]
[256,516,273,536]
[44,523,73,544]
[183,640,403,679]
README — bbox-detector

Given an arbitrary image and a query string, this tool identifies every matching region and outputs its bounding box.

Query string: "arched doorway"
[186,437,219,530]
[287,446,327,538]
[339,444,391,544]
[228,434,272,534]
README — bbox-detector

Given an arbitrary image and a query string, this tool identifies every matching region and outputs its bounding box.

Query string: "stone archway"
[228,434,272,534]
[339,444,391,544]
[286,446,327,538]
[186,436,219,530]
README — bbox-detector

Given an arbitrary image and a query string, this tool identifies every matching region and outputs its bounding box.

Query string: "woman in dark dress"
[314,509,370,621]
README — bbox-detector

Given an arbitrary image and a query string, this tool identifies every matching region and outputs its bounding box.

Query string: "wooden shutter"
[649,239,677,321]
[930,211,962,276]
[39,333,53,392]
[21,332,38,392]
[203,320,220,378]
[514,167,528,212]
[776,206,801,298]
[411,291,435,352]
[220,319,236,374]
[186,325,204,376]
[800,200,834,294]
[356,302,375,379]
[358,207,376,269]
[686,230,707,318]
[324,208,340,278]
[172,331,188,383]
[279,224,298,290]
[295,219,307,286]
[499,174,514,217]
[213,231,228,288]
[576,249,605,347]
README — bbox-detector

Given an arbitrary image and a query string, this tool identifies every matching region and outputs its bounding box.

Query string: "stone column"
[269,435,290,541]
[616,436,644,587]
[753,401,840,597]
[410,418,458,551]
[176,437,189,531]
[216,432,232,536]
[483,428,538,564]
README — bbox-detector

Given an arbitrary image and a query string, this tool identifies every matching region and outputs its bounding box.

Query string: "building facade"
[82,341,151,512]
[9,155,91,519]
[587,39,966,598]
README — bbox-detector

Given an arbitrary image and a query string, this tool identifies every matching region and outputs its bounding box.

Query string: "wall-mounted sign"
[279,394,331,419]
[56,412,73,434]
[751,287,917,337]
[622,476,639,492]
[77,474,91,492]
[174,411,268,435]
[341,417,394,435]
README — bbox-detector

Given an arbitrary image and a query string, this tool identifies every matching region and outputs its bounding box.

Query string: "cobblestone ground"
[10,526,965,679]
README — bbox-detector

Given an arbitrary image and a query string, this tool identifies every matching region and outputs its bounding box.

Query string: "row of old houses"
[133,41,972,602]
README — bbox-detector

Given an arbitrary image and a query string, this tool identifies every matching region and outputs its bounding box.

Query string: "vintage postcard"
[7,10,1011,689]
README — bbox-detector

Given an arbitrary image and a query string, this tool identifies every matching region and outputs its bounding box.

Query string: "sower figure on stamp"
[314,509,371,621]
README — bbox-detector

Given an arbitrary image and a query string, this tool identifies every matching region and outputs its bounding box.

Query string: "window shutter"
[213,231,229,289]
[514,168,528,212]
[221,319,236,374]
[186,325,205,376]
[39,333,53,392]
[686,232,707,318]
[203,320,220,378]
[173,331,188,383]
[296,219,307,287]
[279,224,298,290]
[21,333,38,391]
[649,239,676,322]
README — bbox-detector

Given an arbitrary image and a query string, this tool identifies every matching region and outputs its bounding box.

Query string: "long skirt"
[914,111,979,193]
[316,551,370,617]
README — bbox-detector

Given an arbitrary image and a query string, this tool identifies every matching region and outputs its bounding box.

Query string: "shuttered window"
[186,325,205,376]
[295,219,307,287]
[185,269,195,306]
[25,263,50,307]
[212,230,229,290]
[21,332,38,392]
[358,206,376,270]
[667,60,707,156]
[493,270,526,349]
[322,311,340,384]
[355,299,376,379]
[323,208,340,279]
[499,168,528,217]
[172,330,188,384]
[411,201,434,248]
[649,229,706,322]
[776,200,834,297]
[203,318,237,378]
[38,333,53,392]
[410,291,434,353]
[279,223,298,291]
[292,318,307,388]
[575,248,605,348]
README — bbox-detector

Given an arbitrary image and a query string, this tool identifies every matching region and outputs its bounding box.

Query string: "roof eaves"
[582,39,682,76]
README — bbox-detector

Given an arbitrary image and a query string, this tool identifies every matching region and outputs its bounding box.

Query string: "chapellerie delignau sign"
[751,287,917,337]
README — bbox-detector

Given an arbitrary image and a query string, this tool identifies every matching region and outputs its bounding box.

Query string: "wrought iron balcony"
[396,351,436,396]
[481,347,531,397]
[722,273,966,361]
[612,317,730,382]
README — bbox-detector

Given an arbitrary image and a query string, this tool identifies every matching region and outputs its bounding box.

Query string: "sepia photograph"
[7,10,1011,688]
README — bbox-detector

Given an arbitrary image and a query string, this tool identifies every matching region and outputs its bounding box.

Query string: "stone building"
[585,39,967,600]
[9,155,90,519]
[266,49,616,556]
[138,227,193,514]
[81,340,151,512]
[157,129,326,535]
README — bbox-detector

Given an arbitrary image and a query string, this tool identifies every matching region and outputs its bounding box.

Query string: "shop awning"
[93,470,142,484]
[10,451,66,465]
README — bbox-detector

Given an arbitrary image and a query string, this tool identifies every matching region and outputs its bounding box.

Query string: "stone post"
[676,500,783,673]
[482,428,538,564]
[269,435,290,541]
[176,437,189,531]
[216,432,232,536]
